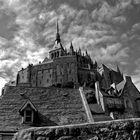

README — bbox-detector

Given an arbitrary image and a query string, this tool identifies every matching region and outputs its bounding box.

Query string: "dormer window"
[19,100,38,124]
[24,109,33,123]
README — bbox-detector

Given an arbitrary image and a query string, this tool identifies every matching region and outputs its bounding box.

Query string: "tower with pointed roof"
[17,20,99,87]
[55,19,61,44]
[78,48,81,55]
[69,42,74,55]
[49,20,65,59]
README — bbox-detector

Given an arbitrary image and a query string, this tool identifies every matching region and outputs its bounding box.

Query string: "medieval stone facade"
[16,22,97,88]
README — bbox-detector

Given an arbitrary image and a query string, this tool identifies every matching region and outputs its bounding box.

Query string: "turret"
[86,50,88,56]
[94,60,98,68]
[78,48,81,55]
[69,42,74,55]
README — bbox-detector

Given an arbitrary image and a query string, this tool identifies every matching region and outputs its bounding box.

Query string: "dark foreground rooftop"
[0,86,88,132]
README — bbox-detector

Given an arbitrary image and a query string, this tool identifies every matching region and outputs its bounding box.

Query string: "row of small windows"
[51,51,61,59]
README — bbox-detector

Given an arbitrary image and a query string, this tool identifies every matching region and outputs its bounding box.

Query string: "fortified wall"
[13,118,140,140]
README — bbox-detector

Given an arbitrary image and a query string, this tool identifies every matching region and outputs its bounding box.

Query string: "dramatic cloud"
[0,0,140,91]
[79,0,102,7]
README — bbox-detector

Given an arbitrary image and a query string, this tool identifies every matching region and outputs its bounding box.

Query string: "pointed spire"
[70,42,74,55]
[56,19,59,34]
[78,48,81,55]
[64,47,67,55]
[117,64,121,73]
[94,60,97,68]
[102,64,109,71]
[70,42,73,49]
[55,19,61,44]
[86,50,88,56]
[117,65,123,78]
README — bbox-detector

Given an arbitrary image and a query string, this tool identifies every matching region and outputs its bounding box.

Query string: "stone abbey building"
[0,22,140,140]
[16,22,123,90]
[16,22,97,88]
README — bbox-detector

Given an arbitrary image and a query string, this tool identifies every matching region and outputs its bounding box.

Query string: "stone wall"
[18,68,29,84]
[18,55,78,88]
[13,118,140,140]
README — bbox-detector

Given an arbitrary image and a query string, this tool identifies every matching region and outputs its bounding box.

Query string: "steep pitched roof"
[122,76,140,99]
[19,100,38,113]
[42,57,52,63]
[0,86,88,132]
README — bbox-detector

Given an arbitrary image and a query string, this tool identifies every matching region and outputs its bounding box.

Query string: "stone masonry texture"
[13,118,140,140]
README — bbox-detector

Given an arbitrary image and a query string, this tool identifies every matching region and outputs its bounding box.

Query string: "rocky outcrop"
[13,118,140,140]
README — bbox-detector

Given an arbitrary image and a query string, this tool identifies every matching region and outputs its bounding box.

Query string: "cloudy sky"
[0,0,140,92]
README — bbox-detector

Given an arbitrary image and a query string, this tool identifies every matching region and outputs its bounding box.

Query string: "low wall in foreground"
[13,118,140,140]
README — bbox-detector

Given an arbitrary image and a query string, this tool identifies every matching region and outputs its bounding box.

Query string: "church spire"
[69,42,75,55]
[55,19,61,44]
[78,48,81,55]
[57,19,59,34]
[86,50,88,56]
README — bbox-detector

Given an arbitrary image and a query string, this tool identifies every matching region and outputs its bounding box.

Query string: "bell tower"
[49,20,65,59]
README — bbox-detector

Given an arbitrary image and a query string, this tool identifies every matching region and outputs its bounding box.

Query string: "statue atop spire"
[55,19,61,44]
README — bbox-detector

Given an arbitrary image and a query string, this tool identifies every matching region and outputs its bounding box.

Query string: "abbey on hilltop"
[16,22,123,89]
[14,21,140,120]
[0,21,140,140]
[16,21,97,88]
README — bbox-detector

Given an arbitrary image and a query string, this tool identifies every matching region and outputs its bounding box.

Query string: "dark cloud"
[0,0,140,90]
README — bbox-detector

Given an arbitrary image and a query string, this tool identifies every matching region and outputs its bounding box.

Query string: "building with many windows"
[16,22,97,88]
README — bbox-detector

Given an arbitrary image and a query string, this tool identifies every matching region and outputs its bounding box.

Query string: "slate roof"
[0,86,88,132]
